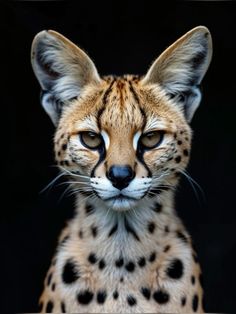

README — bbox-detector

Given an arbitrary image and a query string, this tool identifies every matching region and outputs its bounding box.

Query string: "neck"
[74,190,181,258]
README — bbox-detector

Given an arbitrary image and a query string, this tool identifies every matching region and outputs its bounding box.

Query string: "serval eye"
[140,131,164,149]
[80,131,103,149]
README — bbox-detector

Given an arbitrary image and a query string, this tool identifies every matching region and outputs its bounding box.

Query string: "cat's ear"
[142,26,212,122]
[31,30,101,125]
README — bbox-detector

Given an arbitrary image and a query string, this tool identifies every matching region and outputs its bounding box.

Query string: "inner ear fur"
[142,26,213,122]
[31,30,101,125]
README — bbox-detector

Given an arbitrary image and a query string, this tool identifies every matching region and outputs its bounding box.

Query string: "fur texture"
[31,26,212,313]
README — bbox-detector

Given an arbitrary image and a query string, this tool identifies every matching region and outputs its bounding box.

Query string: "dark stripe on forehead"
[140,107,147,131]
[129,81,140,105]
[97,78,116,130]
[102,78,116,105]
[97,107,105,131]
[129,81,147,129]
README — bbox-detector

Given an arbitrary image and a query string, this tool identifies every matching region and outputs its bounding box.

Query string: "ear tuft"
[31,30,101,125]
[142,26,212,122]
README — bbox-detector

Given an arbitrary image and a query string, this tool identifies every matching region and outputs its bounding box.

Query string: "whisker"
[178,169,206,205]
[40,172,65,194]
[60,167,90,179]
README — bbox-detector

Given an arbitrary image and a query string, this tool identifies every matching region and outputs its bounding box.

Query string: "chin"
[105,196,138,212]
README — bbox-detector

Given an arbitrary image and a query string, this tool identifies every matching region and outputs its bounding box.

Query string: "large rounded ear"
[142,26,212,122]
[31,30,101,125]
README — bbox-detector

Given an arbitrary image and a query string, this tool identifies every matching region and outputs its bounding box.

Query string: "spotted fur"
[31,26,212,313]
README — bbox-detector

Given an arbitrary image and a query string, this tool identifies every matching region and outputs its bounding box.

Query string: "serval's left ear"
[142,26,212,122]
[31,30,101,125]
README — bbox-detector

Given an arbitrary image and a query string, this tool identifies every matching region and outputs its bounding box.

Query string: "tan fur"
[32,27,212,313]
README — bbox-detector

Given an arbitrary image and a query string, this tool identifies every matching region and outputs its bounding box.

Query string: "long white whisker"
[179,169,206,204]
[60,167,89,179]
[40,172,65,194]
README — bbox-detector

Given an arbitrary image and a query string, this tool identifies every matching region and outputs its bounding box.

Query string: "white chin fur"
[105,197,138,211]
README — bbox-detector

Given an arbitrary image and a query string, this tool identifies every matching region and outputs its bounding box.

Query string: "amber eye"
[80,131,103,149]
[139,131,164,149]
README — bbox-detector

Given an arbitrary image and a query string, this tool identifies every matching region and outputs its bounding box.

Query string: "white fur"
[101,130,110,150]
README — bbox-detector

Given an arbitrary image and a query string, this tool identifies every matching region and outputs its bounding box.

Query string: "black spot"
[175,156,181,163]
[153,290,169,304]
[176,231,188,243]
[152,202,162,213]
[64,160,69,166]
[164,225,169,233]
[91,225,98,237]
[183,149,189,156]
[120,277,124,282]
[148,222,156,234]
[164,245,171,253]
[192,294,199,312]
[113,290,119,300]
[177,140,182,145]
[97,290,107,304]
[77,290,94,305]
[127,295,137,306]
[38,302,43,312]
[62,143,67,150]
[124,217,140,241]
[85,204,95,215]
[191,275,196,285]
[88,253,97,264]
[61,301,66,313]
[149,251,156,263]
[99,259,106,270]
[62,259,79,284]
[166,258,184,279]
[47,273,52,286]
[181,296,187,306]
[125,261,135,272]
[79,230,83,239]
[138,257,146,268]
[141,287,151,300]
[115,257,124,268]
[46,300,54,313]
[51,283,56,291]
[108,223,118,237]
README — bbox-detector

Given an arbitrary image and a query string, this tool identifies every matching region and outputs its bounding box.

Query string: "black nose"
[107,165,135,190]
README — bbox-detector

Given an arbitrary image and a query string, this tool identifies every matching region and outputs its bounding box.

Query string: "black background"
[1,1,236,313]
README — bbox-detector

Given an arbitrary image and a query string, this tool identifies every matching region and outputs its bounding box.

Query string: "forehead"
[62,75,181,134]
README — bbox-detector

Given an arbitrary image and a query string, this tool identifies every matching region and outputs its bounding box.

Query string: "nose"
[107,165,135,190]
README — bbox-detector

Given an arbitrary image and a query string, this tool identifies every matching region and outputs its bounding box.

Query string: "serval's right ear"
[31,30,101,125]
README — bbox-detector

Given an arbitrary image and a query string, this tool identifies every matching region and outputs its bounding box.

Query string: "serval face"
[31,27,212,211]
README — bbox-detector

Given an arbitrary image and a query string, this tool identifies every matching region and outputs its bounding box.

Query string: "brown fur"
[31,27,212,313]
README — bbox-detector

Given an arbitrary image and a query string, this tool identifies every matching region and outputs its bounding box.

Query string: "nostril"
[107,165,135,190]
